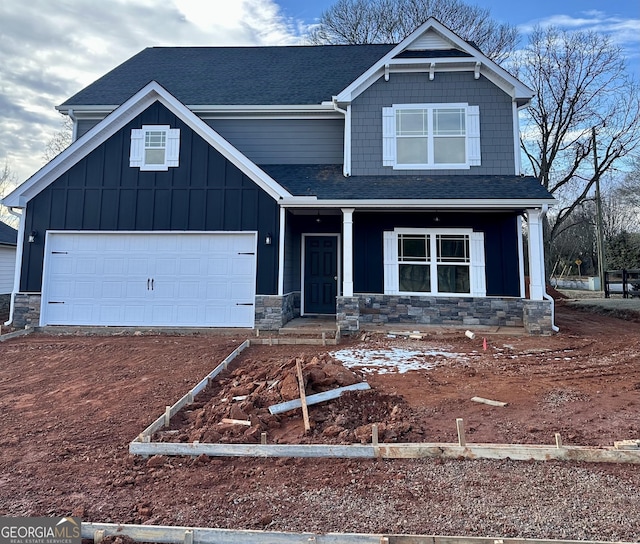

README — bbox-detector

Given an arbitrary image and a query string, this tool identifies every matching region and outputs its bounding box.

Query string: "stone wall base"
[13,293,41,329]
[254,292,300,331]
[338,294,554,335]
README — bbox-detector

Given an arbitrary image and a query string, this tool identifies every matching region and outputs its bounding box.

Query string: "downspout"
[332,98,350,177]
[539,205,559,332]
[4,207,24,327]
[67,108,78,142]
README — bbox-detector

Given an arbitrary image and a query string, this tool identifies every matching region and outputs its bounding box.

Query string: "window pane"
[396,109,427,135]
[437,265,470,293]
[145,131,166,147]
[397,137,428,164]
[434,109,465,135]
[399,235,429,261]
[434,137,465,164]
[400,264,431,292]
[437,235,469,262]
[145,148,166,165]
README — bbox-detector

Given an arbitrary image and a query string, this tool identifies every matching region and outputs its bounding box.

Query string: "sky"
[0,0,638,188]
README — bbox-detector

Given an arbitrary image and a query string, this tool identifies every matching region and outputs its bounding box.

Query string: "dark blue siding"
[21,102,280,295]
[353,211,520,297]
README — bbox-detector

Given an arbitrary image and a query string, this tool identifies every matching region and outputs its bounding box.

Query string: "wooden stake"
[296,359,311,433]
[221,418,251,426]
[164,406,171,427]
[183,530,193,544]
[555,433,563,449]
[456,418,466,447]
[371,424,379,447]
[261,432,267,445]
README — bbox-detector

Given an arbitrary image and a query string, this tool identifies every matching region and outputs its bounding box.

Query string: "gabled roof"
[335,18,533,106]
[0,220,17,246]
[59,44,394,109]
[261,165,555,208]
[58,18,533,112]
[2,82,292,208]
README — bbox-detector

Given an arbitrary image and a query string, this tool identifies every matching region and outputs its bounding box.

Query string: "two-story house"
[1,18,556,334]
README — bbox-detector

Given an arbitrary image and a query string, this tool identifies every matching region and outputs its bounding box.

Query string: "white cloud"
[0,0,307,186]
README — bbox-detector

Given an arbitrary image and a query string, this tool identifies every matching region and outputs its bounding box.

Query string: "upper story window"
[383,104,480,170]
[129,125,180,171]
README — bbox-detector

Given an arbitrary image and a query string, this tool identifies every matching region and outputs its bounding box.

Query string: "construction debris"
[471,396,508,407]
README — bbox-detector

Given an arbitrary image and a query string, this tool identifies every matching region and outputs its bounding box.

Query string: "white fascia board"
[335,17,533,104]
[4,81,291,208]
[280,198,556,209]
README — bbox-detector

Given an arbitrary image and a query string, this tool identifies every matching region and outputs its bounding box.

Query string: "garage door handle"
[147,278,150,290]
[151,278,154,290]
[236,303,254,306]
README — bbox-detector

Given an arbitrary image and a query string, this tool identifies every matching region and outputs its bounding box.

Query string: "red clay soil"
[0,305,639,541]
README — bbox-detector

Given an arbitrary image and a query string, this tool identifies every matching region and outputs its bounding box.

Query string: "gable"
[2,82,291,209]
[334,18,533,106]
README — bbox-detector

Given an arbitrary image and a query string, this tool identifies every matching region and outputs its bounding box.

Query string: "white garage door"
[40,231,257,327]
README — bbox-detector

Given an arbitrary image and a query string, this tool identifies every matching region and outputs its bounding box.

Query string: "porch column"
[277,207,285,296]
[527,208,546,300]
[341,208,355,297]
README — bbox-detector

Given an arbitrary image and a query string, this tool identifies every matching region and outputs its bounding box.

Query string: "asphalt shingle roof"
[260,164,554,201]
[0,220,17,246]
[61,44,396,107]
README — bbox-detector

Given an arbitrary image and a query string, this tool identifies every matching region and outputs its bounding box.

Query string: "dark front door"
[304,235,338,314]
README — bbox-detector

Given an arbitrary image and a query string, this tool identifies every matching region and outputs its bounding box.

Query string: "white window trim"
[384,227,486,297]
[130,125,180,171]
[382,103,480,170]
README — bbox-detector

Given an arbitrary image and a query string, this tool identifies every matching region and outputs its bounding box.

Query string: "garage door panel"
[42,232,256,327]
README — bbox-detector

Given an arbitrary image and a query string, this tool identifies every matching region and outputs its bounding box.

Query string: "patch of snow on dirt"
[331,347,466,374]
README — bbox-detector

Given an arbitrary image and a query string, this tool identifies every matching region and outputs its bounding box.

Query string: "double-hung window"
[384,228,486,296]
[383,103,480,169]
[130,125,180,171]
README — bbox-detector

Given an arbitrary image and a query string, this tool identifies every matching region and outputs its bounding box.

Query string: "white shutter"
[382,107,396,166]
[129,129,144,167]
[467,105,481,166]
[470,231,486,297]
[166,128,180,167]
[383,231,399,294]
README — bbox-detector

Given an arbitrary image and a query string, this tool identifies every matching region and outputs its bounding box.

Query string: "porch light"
[265,233,272,245]
[28,230,37,243]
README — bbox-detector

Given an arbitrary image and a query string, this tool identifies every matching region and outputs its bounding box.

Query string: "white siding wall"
[0,246,16,294]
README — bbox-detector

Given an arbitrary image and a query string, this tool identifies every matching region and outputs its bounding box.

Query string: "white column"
[517,215,526,298]
[341,208,355,297]
[527,208,546,300]
[277,207,286,296]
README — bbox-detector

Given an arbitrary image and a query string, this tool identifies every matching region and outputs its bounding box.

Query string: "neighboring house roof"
[262,165,555,207]
[0,220,18,246]
[59,44,395,108]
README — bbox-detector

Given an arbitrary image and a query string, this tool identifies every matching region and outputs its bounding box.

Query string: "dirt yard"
[1,303,639,541]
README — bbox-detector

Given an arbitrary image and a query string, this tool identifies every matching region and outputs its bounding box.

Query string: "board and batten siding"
[350,72,516,176]
[352,211,521,297]
[21,101,280,295]
[77,117,345,166]
[0,246,16,294]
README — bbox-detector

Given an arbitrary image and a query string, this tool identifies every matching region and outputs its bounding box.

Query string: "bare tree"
[43,115,73,162]
[514,27,640,244]
[0,160,18,227]
[306,0,518,63]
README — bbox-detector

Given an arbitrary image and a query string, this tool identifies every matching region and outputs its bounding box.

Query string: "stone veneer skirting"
[254,292,300,331]
[12,293,42,329]
[337,294,554,335]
